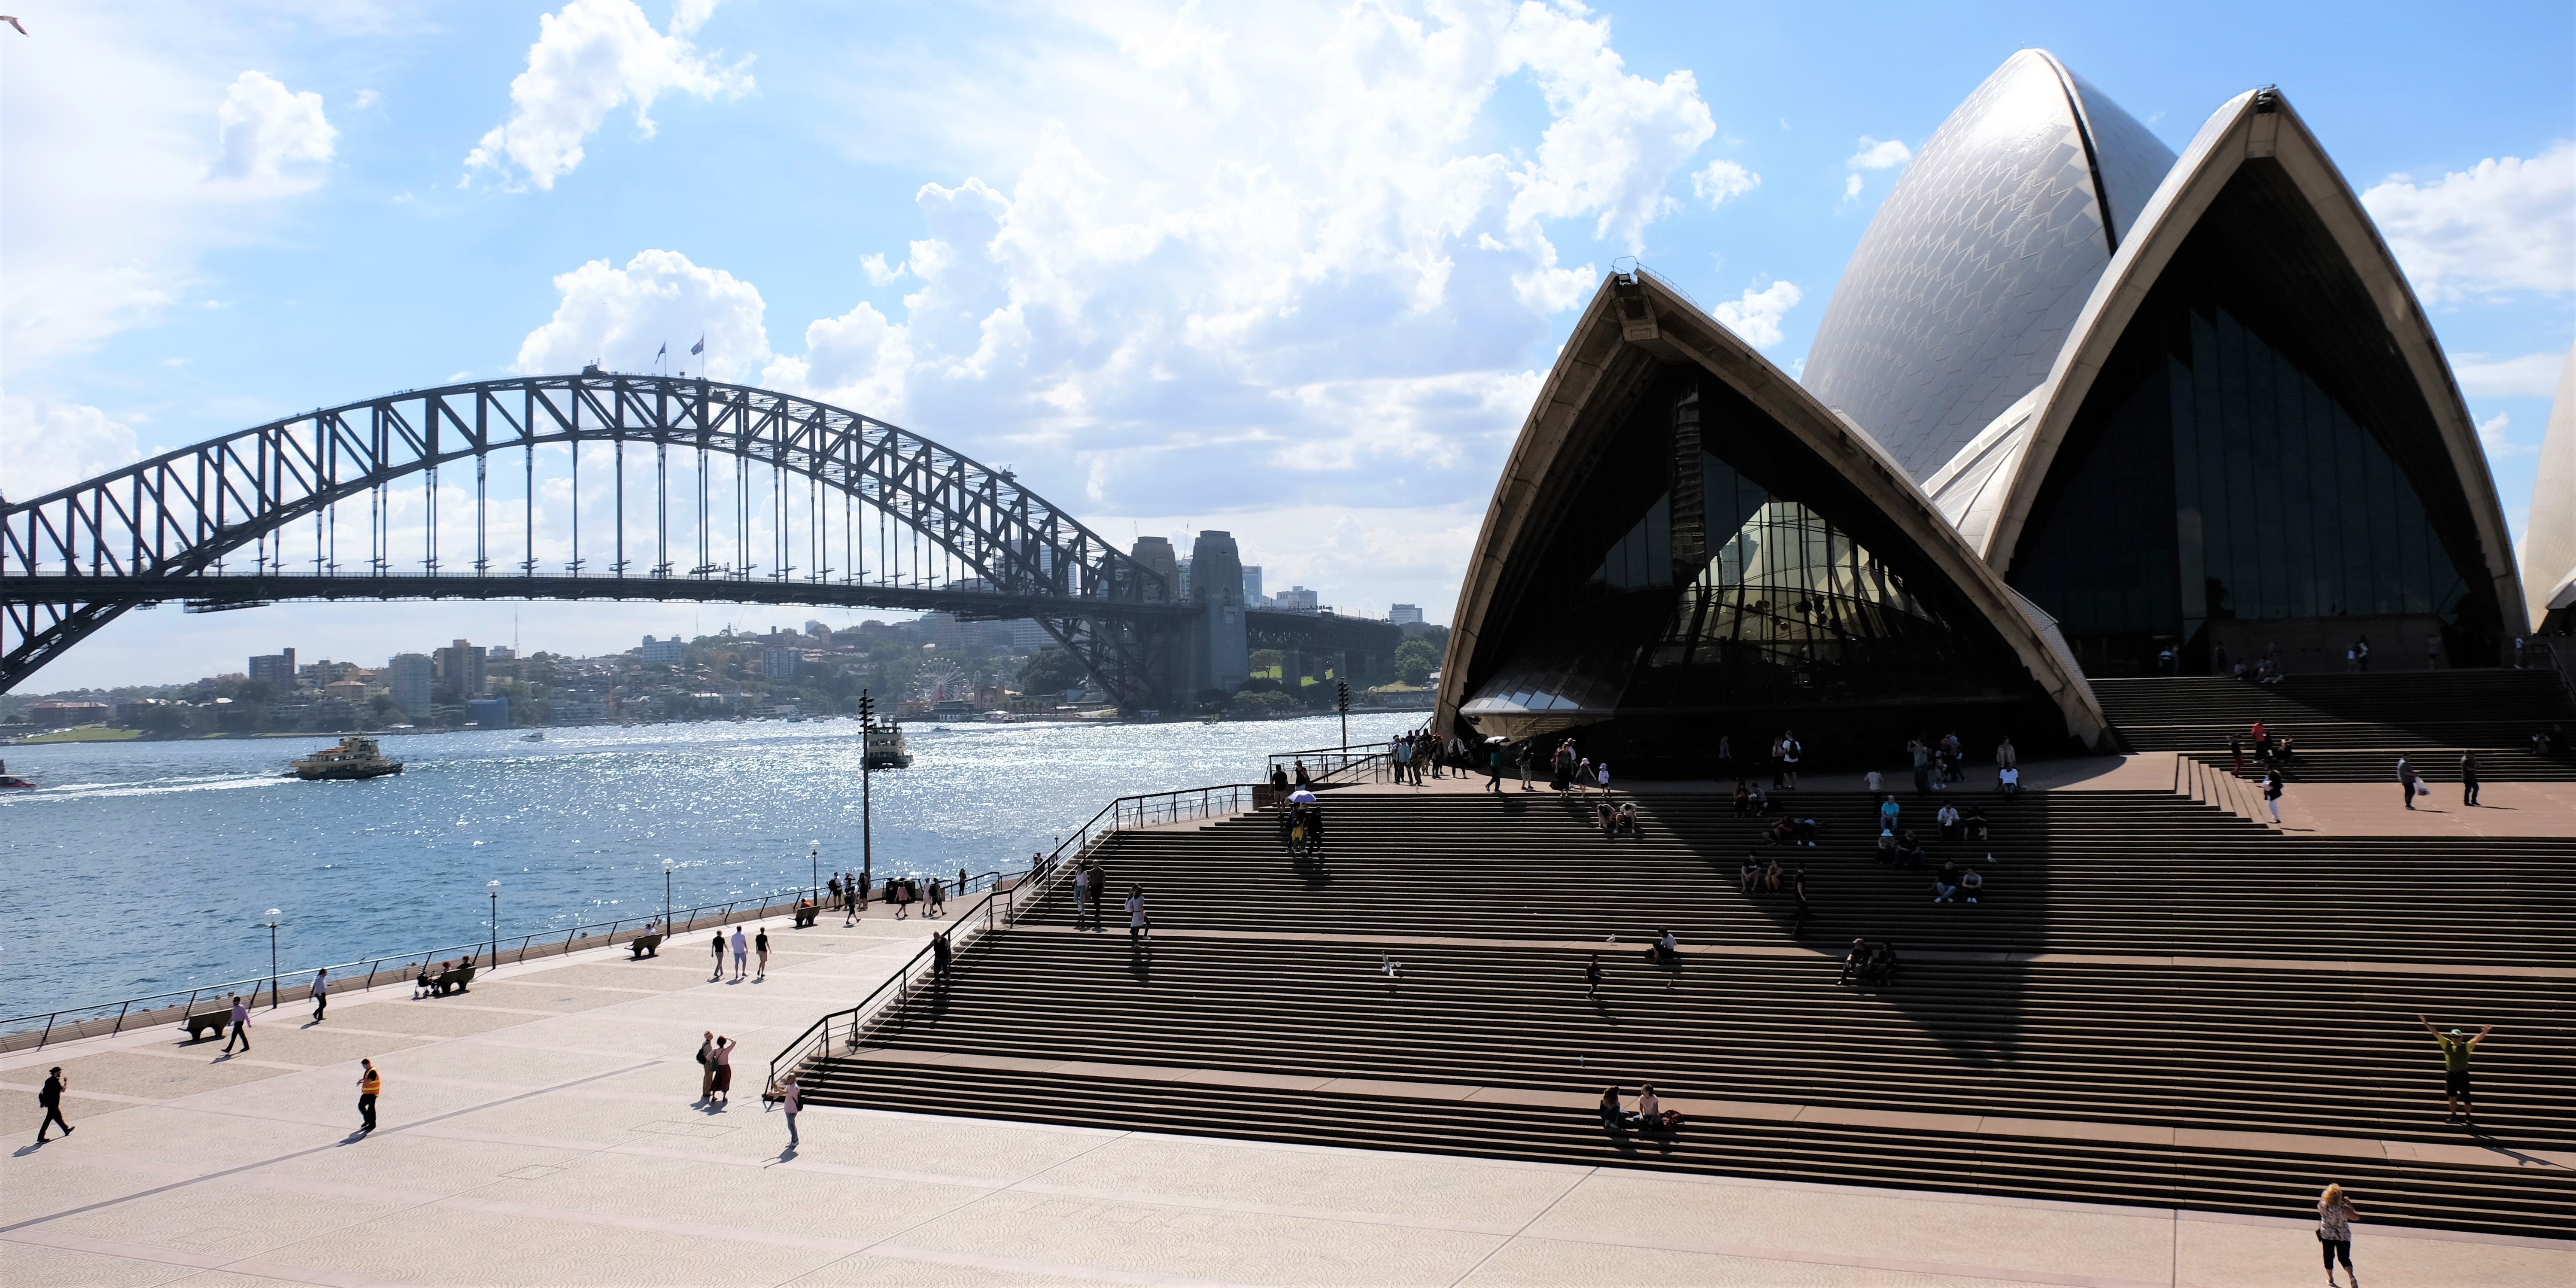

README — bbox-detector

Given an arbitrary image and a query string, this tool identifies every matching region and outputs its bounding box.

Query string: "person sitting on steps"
[1614,801,1640,838]
[1959,864,1984,903]
[1763,855,1784,892]
[1738,854,1761,893]
[1933,861,1960,903]
[1768,816,1798,846]
[1894,830,1929,867]
[1962,807,1990,844]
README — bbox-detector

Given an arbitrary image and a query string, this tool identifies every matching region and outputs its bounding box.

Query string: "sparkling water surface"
[0,713,1415,1019]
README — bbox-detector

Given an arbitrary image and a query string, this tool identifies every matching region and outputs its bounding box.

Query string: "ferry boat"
[863,721,914,770]
[291,735,404,780]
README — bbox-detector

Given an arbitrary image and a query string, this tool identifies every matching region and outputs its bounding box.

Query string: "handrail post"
[110,1000,131,1036]
[38,1013,55,1049]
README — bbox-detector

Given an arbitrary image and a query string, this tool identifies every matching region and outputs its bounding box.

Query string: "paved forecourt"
[4,899,2566,1287]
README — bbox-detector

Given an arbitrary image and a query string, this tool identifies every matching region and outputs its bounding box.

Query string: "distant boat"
[0,758,31,789]
[520,731,545,741]
[291,736,404,781]
[864,722,914,770]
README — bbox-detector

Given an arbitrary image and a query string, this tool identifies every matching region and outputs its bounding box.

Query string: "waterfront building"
[762,646,800,680]
[465,695,509,727]
[2526,346,2576,635]
[434,639,487,701]
[385,653,433,716]
[1804,52,2524,675]
[248,649,296,688]
[1390,604,1424,625]
[30,699,113,727]
[639,635,686,664]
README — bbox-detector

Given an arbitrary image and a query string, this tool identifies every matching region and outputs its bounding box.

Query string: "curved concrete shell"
[2528,345,2576,631]
[1803,50,2176,484]
[1958,87,2526,670]
[1437,270,2107,762]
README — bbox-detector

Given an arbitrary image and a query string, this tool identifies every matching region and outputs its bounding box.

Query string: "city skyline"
[5,1,2567,691]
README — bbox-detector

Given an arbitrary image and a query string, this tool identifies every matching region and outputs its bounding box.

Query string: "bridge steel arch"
[1,373,1182,700]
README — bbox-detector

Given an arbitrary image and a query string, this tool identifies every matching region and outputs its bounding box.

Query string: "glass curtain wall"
[2012,301,2477,673]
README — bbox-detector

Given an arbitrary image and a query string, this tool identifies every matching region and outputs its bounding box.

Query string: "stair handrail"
[1267,741,1394,785]
[766,781,1258,1092]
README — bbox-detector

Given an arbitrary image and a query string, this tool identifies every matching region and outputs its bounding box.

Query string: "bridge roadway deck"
[3,904,2564,1286]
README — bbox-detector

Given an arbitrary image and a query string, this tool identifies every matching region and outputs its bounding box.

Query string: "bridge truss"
[1,373,1184,700]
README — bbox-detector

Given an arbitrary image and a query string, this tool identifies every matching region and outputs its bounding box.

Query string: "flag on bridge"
[690,335,705,356]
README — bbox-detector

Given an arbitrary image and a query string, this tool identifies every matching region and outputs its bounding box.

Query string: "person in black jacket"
[34,1066,72,1142]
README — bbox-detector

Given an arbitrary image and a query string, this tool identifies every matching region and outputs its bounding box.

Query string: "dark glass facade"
[2013,302,2484,673]
[1462,371,2056,766]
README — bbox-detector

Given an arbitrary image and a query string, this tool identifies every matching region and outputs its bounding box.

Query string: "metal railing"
[1267,742,1395,786]
[766,782,1259,1091]
[0,890,809,1053]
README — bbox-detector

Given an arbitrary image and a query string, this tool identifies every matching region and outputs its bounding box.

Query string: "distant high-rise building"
[249,649,296,688]
[640,635,686,664]
[433,639,486,702]
[1276,586,1319,612]
[762,647,801,680]
[1174,556,1192,603]
[386,653,434,716]
[1389,604,1424,625]
[466,695,511,727]
[1007,620,1055,652]
[1241,565,1264,605]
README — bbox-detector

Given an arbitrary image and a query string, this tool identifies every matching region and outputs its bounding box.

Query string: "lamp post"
[810,840,821,905]
[487,880,500,965]
[858,689,875,901]
[662,857,674,930]
[264,909,282,1010]
[1337,680,1350,755]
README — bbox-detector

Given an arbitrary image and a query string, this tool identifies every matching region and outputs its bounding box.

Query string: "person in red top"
[2251,720,2269,759]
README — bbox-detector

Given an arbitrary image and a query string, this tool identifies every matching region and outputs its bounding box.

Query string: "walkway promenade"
[6,900,2565,1285]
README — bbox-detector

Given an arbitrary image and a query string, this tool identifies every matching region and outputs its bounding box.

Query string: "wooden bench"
[792,903,819,929]
[628,932,665,959]
[181,1010,231,1042]
[425,962,477,996]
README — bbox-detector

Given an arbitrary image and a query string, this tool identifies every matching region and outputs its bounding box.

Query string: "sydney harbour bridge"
[0,371,1397,704]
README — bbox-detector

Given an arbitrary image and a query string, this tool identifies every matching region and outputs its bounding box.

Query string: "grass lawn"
[19,725,143,743]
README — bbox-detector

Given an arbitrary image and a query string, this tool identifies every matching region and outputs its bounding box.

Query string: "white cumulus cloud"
[2455,351,2571,398]
[726,0,1725,518]
[1842,173,1864,201]
[210,71,337,185]
[2476,412,2525,457]
[464,0,752,190]
[0,396,142,502]
[1847,135,1912,170]
[1712,279,1804,347]
[1692,158,1759,207]
[514,249,770,382]
[2363,141,2574,301]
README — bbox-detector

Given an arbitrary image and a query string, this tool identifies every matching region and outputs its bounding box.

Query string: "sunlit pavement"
[4,892,2565,1286]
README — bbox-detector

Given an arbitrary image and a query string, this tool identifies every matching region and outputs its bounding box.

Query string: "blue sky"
[5,0,2570,689]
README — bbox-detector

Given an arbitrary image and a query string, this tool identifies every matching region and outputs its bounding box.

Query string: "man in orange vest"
[355,1059,381,1133]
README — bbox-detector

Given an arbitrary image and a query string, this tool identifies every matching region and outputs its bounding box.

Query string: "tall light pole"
[810,840,821,905]
[264,909,282,1010]
[858,689,875,901]
[1337,680,1351,755]
[487,880,500,964]
[662,856,674,929]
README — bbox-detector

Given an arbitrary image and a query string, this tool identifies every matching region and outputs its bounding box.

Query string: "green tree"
[1020,646,1088,695]
[1228,689,1296,718]
[1394,638,1440,685]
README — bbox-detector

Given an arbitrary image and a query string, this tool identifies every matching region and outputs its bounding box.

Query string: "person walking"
[222,994,251,1054]
[354,1058,381,1133]
[33,1066,72,1142]
[2355,634,2370,672]
[697,1030,719,1102]
[729,926,749,980]
[709,930,726,980]
[2461,751,2481,807]
[1072,866,1094,931]
[1125,886,1150,943]
[1595,761,1612,796]
[710,1036,735,1105]
[2417,1014,2494,1124]
[753,926,771,980]
[1994,735,2017,789]
[2316,1183,2360,1287]
[778,1074,802,1150]
[1516,741,1534,791]
[2264,770,2285,823]
[844,872,861,926]
[310,967,330,1023]
[1791,865,1812,936]
[1585,953,1603,999]
[1486,743,1505,794]
[927,877,946,918]
[1780,731,1801,790]
[2395,758,2419,811]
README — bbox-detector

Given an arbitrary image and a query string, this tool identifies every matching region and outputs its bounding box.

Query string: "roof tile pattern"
[1803,51,2176,484]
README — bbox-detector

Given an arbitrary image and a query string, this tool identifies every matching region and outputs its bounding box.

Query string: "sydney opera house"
[1437,50,2545,767]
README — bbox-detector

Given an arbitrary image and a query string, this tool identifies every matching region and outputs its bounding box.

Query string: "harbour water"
[0,712,1416,1020]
